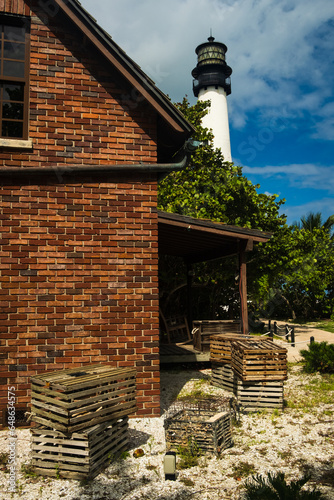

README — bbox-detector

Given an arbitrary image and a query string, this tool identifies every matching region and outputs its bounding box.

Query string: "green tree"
[158,98,287,320]
[255,225,334,320]
[158,98,334,322]
[293,212,334,235]
[158,98,286,233]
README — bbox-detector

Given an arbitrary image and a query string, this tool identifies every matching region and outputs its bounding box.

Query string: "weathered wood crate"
[164,399,232,455]
[31,417,128,480]
[211,362,235,392]
[235,379,284,412]
[211,363,284,411]
[231,339,287,382]
[193,320,241,352]
[210,334,253,363]
[31,364,137,433]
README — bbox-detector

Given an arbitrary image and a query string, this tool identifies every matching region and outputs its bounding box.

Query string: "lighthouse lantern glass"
[198,46,226,65]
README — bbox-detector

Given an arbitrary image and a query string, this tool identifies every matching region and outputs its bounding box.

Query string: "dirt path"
[264,320,334,362]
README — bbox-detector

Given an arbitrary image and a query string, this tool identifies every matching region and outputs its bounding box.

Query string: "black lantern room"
[192,36,232,97]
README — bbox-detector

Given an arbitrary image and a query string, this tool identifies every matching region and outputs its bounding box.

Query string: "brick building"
[0,0,194,423]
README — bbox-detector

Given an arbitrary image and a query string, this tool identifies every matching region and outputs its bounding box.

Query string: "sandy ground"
[0,322,333,499]
[1,362,333,500]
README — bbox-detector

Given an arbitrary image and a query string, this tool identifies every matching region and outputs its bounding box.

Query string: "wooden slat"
[193,320,241,352]
[31,400,136,433]
[31,376,136,405]
[31,365,136,391]
[211,362,235,392]
[31,417,129,480]
[231,340,287,382]
[30,364,137,433]
[164,407,232,455]
[210,334,256,363]
[32,382,136,416]
[235,378,284,412]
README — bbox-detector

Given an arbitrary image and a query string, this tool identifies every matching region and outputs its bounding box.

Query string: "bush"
[243,471,324,499]
[177,438,202,469]
[300,341,334,373]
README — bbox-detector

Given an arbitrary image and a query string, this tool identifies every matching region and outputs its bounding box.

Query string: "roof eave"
[51,0,195,137]
[157,211,273,243]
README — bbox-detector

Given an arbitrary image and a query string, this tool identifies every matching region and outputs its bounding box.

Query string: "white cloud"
[65,1,334,227]
[310,102,334,140]
[243,163,334,192]
[79,0,334,139]
[284,197,334,223]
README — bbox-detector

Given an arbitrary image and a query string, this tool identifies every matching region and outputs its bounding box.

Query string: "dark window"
[0,17,30,140]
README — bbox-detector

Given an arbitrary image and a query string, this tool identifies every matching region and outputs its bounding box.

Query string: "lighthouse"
[192,36,232,162]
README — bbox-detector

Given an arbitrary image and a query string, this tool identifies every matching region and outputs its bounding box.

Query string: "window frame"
[0,14,30,141]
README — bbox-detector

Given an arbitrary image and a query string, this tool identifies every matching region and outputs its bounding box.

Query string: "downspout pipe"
[0,139,202,180]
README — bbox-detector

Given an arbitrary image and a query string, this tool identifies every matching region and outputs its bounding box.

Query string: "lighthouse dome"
[192,36,232,97]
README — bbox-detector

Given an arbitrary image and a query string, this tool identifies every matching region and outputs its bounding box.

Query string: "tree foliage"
[158,98,334,321]
[254,225,334,320]
[293,212,334,234]
[158,98,286,232]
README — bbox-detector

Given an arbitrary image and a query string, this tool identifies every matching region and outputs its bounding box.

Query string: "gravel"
[1,364,333,500]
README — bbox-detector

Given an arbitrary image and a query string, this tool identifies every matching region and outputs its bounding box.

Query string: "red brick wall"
[0,0,30,16]
[0,0,162,423]
[0,0,158,167]
[0,173,160,420]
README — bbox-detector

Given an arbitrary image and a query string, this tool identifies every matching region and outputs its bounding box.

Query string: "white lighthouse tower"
[192,36,232,162]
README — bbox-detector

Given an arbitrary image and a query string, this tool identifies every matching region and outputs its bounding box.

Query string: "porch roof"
[158,211,272,263]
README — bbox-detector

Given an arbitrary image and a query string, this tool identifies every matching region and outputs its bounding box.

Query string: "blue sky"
[79,0,334,225]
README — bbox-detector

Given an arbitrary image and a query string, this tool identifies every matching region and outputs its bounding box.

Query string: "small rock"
[133,448,145,458]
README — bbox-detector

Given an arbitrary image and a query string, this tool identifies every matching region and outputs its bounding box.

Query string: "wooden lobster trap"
[164,398,232,455]
[31,417,128,480]
[210,334,253,364]
[193,320,241,352]
[231,339,287,382]
[211,362,235,392]
[31,364,137,434]
[234,379,284,412]
[211,362,284,412]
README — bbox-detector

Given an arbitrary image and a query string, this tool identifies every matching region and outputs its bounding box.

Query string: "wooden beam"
[239,241,249,335]
[158,217,270,243]
[186,262,193,331]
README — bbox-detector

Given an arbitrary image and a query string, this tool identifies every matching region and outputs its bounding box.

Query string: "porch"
[158,211,272,360]
[160,342,210,364]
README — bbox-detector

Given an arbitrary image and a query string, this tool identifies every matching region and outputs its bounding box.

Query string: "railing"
[261,320,316,347]
[193,73,231,96]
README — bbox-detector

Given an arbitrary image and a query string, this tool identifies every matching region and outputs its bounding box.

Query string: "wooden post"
[291,327,295,347]
[186,261,193,332]
[239,242,249,335]
[285,324,289,342]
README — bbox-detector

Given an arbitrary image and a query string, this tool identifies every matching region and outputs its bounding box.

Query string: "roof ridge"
[53,0,194,136]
